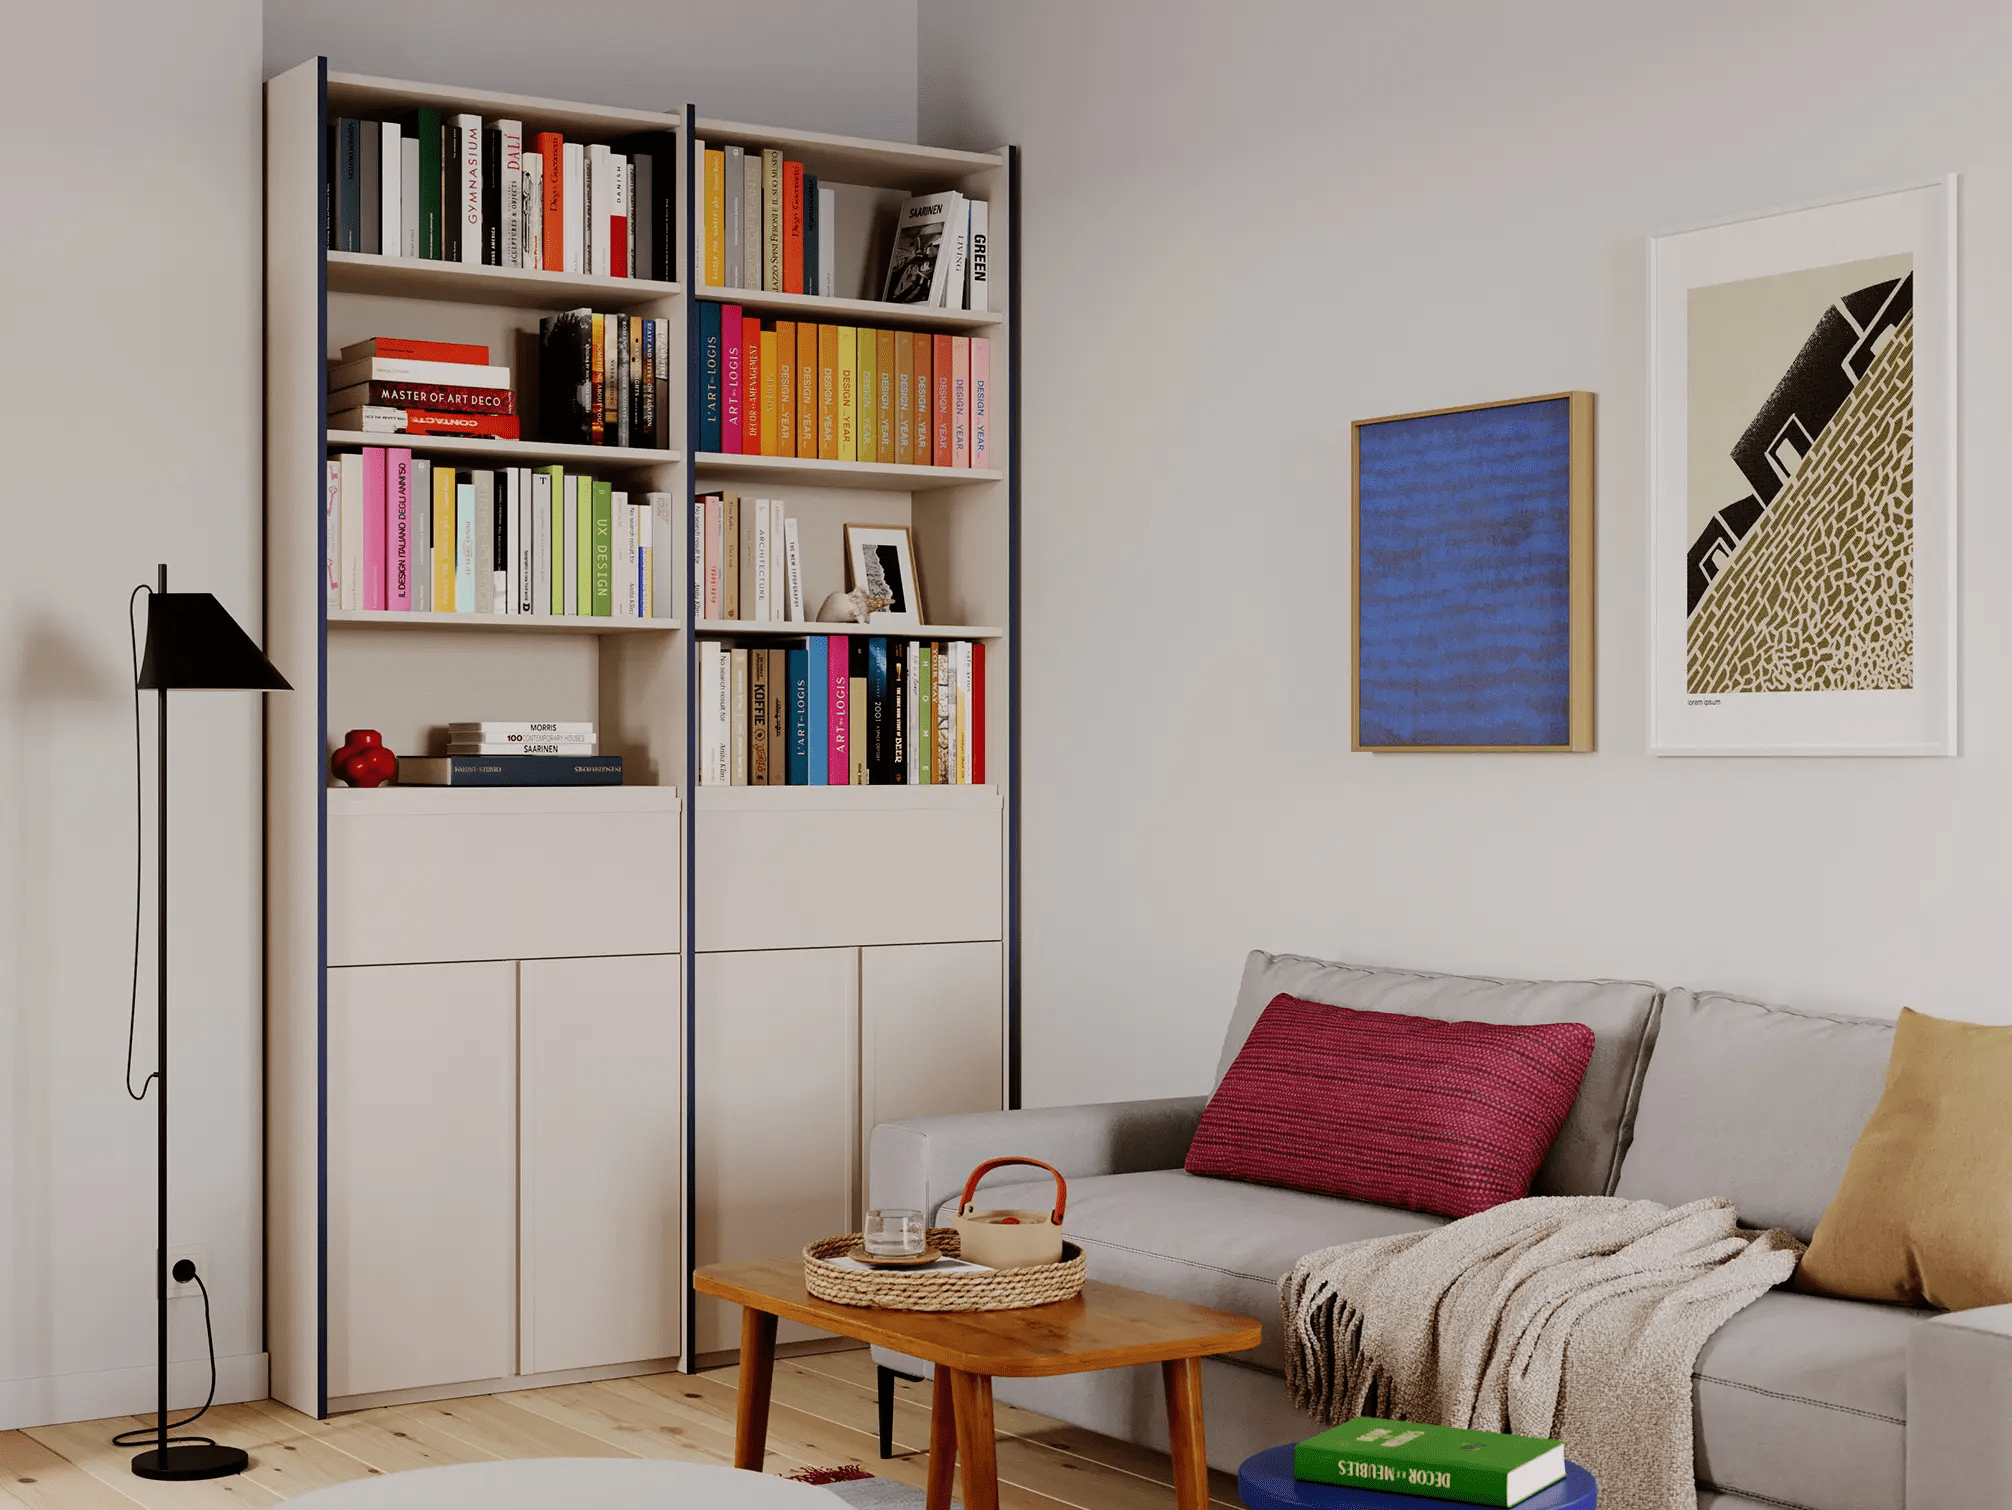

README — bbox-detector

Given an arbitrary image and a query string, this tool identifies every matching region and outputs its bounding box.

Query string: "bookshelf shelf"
[695,619,1002,638]
[694,284,1000,331]
[695,784,999,812]
[692,115,1000,189]
[327,430,683,467]
[331,71,682,140]
[693,453,1000,490]
[331,609,679,633]
[330,251,682,311]
[330,785,682,818]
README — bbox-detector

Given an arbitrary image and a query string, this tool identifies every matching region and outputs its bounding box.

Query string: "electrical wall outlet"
[167,1245,210,1301]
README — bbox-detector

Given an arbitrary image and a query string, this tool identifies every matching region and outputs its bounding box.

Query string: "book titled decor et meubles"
[1295,1418,1565,1508]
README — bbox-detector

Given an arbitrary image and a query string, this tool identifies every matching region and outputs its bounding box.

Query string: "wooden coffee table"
[694,1257,1263,1510]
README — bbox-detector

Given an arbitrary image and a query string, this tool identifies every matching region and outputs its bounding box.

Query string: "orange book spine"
[876,328,897,462]
[894,331,914,466]
[590,314,606,445]
[911,331,932,466]
[742,317,763,457]
[932,334,953,467]
[776,320,796,457]
[760,329,780,457]
[796,321,818,458]
[817,323,839,461]
[537,132,564,271]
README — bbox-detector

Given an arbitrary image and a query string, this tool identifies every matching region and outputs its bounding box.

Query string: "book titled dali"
[1295,1419,1565,1508]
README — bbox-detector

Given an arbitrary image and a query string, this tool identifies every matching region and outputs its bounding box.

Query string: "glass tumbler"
[863,1208,926,1257]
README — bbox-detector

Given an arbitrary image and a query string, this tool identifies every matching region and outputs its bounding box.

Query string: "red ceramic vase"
[332,728,398,788]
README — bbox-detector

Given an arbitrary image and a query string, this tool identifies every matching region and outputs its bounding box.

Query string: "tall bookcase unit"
[265,57,1018,1416]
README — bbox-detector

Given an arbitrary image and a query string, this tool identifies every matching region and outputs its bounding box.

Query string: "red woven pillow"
[1185,993,1595,1219]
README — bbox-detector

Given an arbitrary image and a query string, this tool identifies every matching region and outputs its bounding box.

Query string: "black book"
[538,309,595,445]
[481,127,502,265]
[889,641,907,785]
[622,131,679,281]
[442,124,461,262]
[849,637,870,782]
[803,173,819,295]
[615,313,631,448]
[639,318,657,449]
[335,118,363,252]
[324,122,336,250]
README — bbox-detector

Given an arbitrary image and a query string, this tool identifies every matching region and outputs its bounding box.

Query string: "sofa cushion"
[1221,953,1661,1197]
[1691,1288,1925,1510]
[1615,989,1891,1242]
[935,1167,1444,1373]
[1187,994,1595,1218]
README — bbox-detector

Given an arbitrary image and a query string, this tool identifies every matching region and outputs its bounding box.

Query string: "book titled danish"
[882,192,962,304]
[1294,1419,1564,1508]
[396,754,623,787]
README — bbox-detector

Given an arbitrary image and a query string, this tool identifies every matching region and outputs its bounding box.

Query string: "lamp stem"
[155,562,168,1459]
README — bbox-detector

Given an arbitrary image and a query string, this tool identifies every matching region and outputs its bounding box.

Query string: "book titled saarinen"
[1295,1418,1565,1508]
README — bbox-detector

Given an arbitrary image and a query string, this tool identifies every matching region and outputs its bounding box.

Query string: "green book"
[1295,1418,1564,1508]
[916,642,933,785]
[590,480,614,617]
[574,475,592,614]
[415,107,441,259]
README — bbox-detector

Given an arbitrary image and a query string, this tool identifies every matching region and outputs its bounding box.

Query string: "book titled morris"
[1294,1419,1565,1508]
[396,755,623,787]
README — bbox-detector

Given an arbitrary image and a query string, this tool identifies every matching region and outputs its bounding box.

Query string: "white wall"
[917,0,2012,1109]
[265,0,919,139]
[0,0,269,1429]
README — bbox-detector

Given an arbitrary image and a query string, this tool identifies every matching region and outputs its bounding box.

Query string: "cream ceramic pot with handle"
[950,1157,1067,1269]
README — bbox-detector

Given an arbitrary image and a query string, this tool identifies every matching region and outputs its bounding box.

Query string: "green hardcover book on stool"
[1295,1418,1566,1508]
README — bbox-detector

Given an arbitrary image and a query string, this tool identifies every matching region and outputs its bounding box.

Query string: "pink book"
[387,448,413,611]
[721,304,744,454]
[951,336,970,468]
[970,337,989,471]
[361,448,388,610]
[828,642,851,784]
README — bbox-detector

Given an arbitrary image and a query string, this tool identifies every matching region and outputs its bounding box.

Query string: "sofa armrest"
[868,1096,1207,1223]
[1907,1303,2012,1509]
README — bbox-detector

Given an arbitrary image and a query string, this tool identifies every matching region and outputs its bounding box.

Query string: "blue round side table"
[1237,1444,1597,1509]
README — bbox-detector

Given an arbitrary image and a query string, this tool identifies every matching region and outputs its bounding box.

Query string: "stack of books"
[325,449,673,620]
[448,721,596,755]
[397,720,620,787]
[326,113,676,280]
[880,190,988,311]
[1295,1419,1566,1507]
[697,637,984,787]
[697,306,990,467]
[536,309,676,449]
[330,336,517,439]
[695,493,802,623]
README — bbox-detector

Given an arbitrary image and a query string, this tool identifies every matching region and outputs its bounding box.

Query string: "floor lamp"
[129,566,289,1481]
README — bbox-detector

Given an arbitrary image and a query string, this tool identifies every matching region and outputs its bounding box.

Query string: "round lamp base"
[132,1443,250,1481]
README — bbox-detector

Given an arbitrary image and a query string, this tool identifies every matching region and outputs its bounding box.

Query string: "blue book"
[806,636,829,786]
[697,302,722,452]
[866,637,889,783]
[786,645,810,785]
[396,755,623,787]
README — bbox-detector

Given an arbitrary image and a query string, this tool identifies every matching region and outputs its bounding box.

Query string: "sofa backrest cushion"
[1221,953,1663,1197]
[1614,989,1892,1242]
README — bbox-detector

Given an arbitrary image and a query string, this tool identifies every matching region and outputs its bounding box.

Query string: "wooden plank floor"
[0,1349,1242,1509]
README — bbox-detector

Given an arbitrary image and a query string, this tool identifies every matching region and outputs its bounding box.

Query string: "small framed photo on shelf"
[845,524,924,627]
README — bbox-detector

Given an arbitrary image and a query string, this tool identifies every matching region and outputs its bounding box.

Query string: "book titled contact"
[396,754,623,786]
[1295,1418,1564,1507]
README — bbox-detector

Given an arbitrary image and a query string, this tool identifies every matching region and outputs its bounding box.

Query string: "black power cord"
[110,1262,222,1449]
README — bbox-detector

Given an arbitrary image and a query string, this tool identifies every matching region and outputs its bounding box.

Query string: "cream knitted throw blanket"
[1281,1196,1803,1510]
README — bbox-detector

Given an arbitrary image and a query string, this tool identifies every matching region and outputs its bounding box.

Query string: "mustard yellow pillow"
[1797,1007,2012,1310]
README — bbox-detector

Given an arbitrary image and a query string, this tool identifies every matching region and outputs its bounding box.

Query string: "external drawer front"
[695,788,1002,951]
[329,788,681,965]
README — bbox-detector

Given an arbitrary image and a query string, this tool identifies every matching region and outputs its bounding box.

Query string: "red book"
[329,408,523,439]
[828,638,851,785]
[610,216,627,279]
[782,161,805,294]
[327,380,515,416]
[537,131,564,271]
[933,334,954,468]
[339,336,489,366]
[971,641,985,784]
[742,316,762,457]
[721,304,744,454]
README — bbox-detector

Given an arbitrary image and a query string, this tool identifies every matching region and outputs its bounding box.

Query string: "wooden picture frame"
[1351,391,1595,753]
[843,522,925,627]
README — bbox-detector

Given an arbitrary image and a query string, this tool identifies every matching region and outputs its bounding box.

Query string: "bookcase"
[264,58,1018,1416]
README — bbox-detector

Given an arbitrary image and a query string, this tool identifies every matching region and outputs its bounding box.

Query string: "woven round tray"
[804,1228,1087,1312]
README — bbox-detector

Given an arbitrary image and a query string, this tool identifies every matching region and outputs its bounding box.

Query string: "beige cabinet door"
[327,961,518,1400]
[519,954,684,1375]
[693,947,858,1354]
[861,941,1005,1215]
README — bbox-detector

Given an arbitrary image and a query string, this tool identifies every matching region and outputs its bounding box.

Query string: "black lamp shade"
[137,592,291,691]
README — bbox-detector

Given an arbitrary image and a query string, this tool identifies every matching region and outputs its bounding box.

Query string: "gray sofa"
[868,951,2012,1510]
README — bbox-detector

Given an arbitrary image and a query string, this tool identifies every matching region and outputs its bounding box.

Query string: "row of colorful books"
[698,306,990,468]
[326,447,674,619]
[534,309,677,449]
[696,494,805,623]
[331,334,522,440]
[698,141,834,297]
[698,639,985,787]
[327,114,675,281]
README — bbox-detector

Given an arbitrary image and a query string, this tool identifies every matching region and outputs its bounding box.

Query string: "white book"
[325,459,341,608]
[379,121,402,258]
[958,640,975,783]
[400,136,420,257]
[531,471,551,615]
[338,452,363,610]
[455,476,476,612]
[562,141,585,275]
[939,199,970,310]
[697,642,722,784]
[723,144,743,289]
[454,113,482,266]
[449,740,596,756]
[818,184,837,297]
[522,153,543,271]
[612,491,634,617]
[882,191,960,304]
[730,647,748,785]
[966,199,989,312]
[784,516,805,621]
[611,155,627,281]
[742,152,762,290]
[752,497,771,622]
[649,492,677,621]
[589,145,613,277]
[498,119,523,269]
[905,641,922,783]
[691,492,707,612]
[327,355,512,390]
[637,502,653,617]
[562,477,579,615]
[410,458,431,611]
[448,720,595,737]
[518,469,534,612]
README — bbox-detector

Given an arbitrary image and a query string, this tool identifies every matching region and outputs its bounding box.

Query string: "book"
[742,316,763,457]
[432,466,455,610]
[448,720,595,738]
[806,636,829,785]
[742,151,762,290]
[378,121,400,256]
[504,468,522,612]
[883,192,961,304]
[588,144,613,276]
[361,448,387,609]
[536,131,564,270]
[787,645,811,784]
[829,635,851,785]
[341,335,491,366]
[523,152,543,270]
[480,126,501,265]
[442,120,461,261]
[562,141,586,274]
[784,515,804,621]
[939,198,970,310]
[759,329,780,458]
[334,118,362,252]
[721,493,740,619]
[329,355,509,390]
[752,495,771,621]
[749,648,770,784]
[723,145,744,288]
[697,302,723,452]
[331,407,521,439]
[857,328,878,465]
[971,337,990,471]
[590,479,614,616]
[890,641,908,784]
[609,153,628,278]
[329,380,514,415]
[849,637,868,784]
[804,173,819,294]
[454,472,475,611]
[775,321,796,456]
[400,134,420,257]
[702,145,724,286]
[762,148,784,292]
[768,647,788,782]
[410,458,431,611]
[337,452,364,609]
[499,119,523,268]
[533,470,554,614]
[956,639,974,782]
[915,641,934,785]
[473,470,496,613]
[454,113,483,266]
[818,184,837,297]
[876,329,897,462]
[722,304,744,453]
[912,332,933,465]
[324,460,340,609]
[649,493,676,621]
[818,323,839,460]
[837,325,858,461]
[730,647,749,784]
[933,334,954,466]
[952,335,971,468]
[416,107,442,258]
[796,320,818,459]
[866,637,889,783]
[971,641,986,783]
[1294,1420,1565,1508]
[783,160,805,293]
[397,755,623,787]
[895,331,915,465]
[447,740,595,756]
[966,199,989,312]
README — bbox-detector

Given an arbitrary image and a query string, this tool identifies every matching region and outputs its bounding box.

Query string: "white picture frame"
[844,523,924,627]
[1647,179,1958,757]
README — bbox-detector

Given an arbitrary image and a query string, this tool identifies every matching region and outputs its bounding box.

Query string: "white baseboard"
[0,1353,270,1432]
[330,1355,680,1413]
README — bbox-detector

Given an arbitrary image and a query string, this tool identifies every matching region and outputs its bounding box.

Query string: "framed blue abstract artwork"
[1352,392,1594,752]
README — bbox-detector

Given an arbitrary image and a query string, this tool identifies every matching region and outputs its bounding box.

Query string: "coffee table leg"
[948,1369,1001,1510]
[926,1368,958,1510]
[1162,1357,1209,1510]
[734,1307,779,1471]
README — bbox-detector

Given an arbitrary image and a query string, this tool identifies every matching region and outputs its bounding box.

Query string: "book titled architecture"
[1294,1419,1564,1508]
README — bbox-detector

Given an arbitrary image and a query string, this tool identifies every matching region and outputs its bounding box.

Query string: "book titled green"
[1295,1418,1564,1508]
